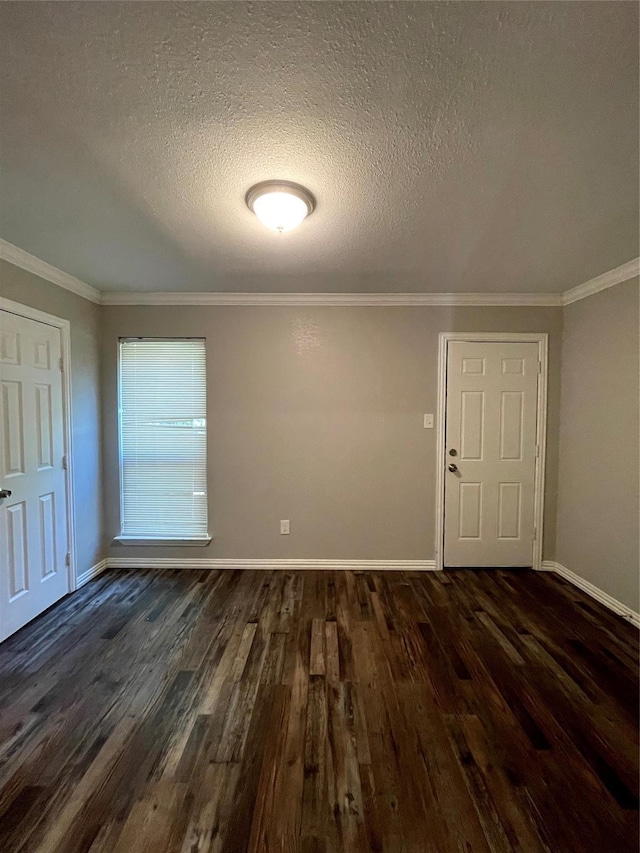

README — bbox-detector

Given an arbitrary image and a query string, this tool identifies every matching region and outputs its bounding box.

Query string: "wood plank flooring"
[0,568,637,852]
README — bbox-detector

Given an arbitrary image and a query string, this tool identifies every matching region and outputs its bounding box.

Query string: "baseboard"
[105,557,438,572]
[76,558,108,589]
[83,557,639,626]
[541,560,640,628]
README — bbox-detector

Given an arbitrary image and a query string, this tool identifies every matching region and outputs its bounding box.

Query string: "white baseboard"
[82,556,639,627]
[105,557,438,572]
[76,558,108,589]
[541,561,639,628]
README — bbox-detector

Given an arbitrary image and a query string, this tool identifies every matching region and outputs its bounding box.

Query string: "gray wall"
[557,279,640,611]
[0,259,103,575]
[5,256,638,612]
[102,304,562,562]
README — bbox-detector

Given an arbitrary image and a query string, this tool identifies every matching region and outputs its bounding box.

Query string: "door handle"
[448,464,458,473]
[0,489,12,499]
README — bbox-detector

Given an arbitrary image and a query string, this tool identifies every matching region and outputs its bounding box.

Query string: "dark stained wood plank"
[0,567,636,852]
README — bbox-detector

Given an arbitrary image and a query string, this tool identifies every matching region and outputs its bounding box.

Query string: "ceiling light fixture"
[246,180,315,234]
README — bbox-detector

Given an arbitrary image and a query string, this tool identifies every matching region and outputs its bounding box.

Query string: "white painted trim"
[532,337,548,572]
[1,298,70,330]
[541,561,640,629]
[434,332,548,572]
[0,297,78,593]
[100,291,563,307]
[76,559,108,588]
[434,335,448,574]
[562,257,640,306]
[106,558,437,571]
[114,536,212,546]
[0,239,101,304]
[87,557,640,627]
[2,237,636,308]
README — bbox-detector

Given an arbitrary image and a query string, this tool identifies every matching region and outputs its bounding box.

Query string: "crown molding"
[0,238,102,304]
[562,257,639,306]
[100,290,562,306]
[1,236,636,308]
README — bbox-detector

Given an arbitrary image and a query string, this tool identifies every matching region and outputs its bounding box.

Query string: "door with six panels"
[0,310,69,642]
[444,340,540,567]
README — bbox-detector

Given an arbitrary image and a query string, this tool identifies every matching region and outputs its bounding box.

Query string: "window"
[118,339,208,540]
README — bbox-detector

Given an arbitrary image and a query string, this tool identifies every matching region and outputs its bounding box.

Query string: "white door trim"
[435,332,548,572]
[0,297,77,593]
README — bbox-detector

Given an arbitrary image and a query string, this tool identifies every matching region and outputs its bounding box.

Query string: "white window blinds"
[119,339,208,539]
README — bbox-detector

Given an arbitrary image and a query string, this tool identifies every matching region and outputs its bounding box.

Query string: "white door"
[0,310,69,642]
[444,341,540,567]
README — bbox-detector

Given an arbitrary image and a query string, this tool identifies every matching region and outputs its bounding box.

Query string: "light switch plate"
[423,413,434,429]
[280,519,290,535]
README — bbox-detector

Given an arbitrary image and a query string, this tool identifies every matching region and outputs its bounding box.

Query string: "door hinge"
[62,455,68,470]
[537,361,542,374]
[535,443,540,458]
[59,357,64,372]
[65,552,71,567]
[533,527,537,541]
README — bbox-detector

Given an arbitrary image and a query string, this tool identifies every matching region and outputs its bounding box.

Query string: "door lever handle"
[0,489,12,499]
[448,464,458,473]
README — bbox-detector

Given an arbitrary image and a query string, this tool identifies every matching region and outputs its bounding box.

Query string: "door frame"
[434,332,548,572]
[0,297,77,593]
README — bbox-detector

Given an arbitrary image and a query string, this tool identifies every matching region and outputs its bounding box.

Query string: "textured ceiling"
[0,1,638,294]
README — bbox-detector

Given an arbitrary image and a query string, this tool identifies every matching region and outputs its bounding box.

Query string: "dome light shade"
[246,181,315,233]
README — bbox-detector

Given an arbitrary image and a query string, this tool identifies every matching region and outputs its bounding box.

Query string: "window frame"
[115,337,211,545]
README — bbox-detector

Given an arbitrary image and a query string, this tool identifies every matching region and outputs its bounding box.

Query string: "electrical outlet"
[423,413,434,429]
[280,519,290,535]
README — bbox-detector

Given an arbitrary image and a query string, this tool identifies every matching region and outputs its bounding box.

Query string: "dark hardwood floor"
[0,568,637,852]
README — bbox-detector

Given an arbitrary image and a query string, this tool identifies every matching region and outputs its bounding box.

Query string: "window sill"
[114,536,212,547]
